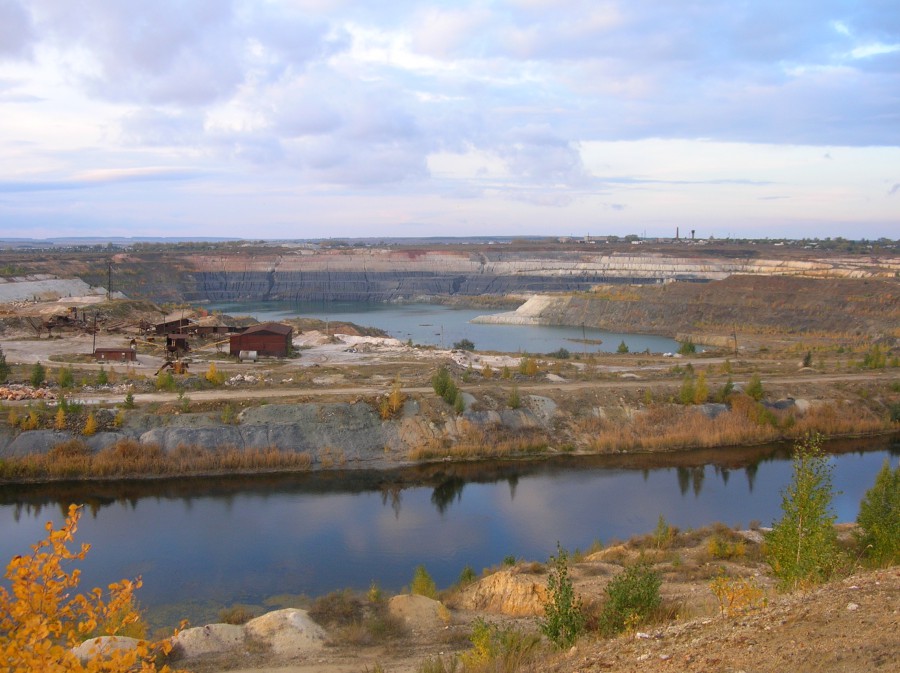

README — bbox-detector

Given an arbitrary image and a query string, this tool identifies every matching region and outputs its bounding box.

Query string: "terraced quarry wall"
[176,248,898,304]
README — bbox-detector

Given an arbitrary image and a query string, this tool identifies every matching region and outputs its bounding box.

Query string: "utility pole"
[106,259,112,301]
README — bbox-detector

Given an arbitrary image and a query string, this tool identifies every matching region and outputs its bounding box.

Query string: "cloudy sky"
[1,0,898,241]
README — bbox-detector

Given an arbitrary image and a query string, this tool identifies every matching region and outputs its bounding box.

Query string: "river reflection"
[0,436,896,629]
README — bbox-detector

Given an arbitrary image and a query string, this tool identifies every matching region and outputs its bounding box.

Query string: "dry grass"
[0,439,313,481]
[408,423,550,461]
[585,396,893,454]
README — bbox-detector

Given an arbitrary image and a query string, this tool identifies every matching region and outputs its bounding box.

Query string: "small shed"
[166,334,191,356]
[229,322,293,358]
[94,347,136,362]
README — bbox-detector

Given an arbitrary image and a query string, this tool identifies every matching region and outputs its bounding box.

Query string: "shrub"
[548,348,570,359]
[652,515,675,549]
[56,366,74,389]
[540,544,584,648]
[411,565,438,599]
[679,373,695,405]
[432,366,451,397]
[458,565,477,587]
[156,370,175,392]
[309,589,363,627]
[0,346,9,383]
[453,338,475,351]
[205,362,225,385]
[30,361,46,388]
[96,366,109,386]
[617,340,629,354]
[861,344,886,369]
[745,372,764,401]
[508,386,521,410]
[519,357,538,376]
[121,391,136,409]
[0,504,180,672]
[597,561,661,636]
[694,371,709,404]
[461,618,540,671]
[855,459,900,566]
[677,338,696,355]
[453,390,465,415]
[765,433,839,590]
[709,573,766,617]
[54,406,66,431]
[219,605,257,625]
[481,364,493,379]
[707,535,746,560]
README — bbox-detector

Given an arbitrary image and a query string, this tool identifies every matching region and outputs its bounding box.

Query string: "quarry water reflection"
[206,300,684,354]
[0,436,896,629]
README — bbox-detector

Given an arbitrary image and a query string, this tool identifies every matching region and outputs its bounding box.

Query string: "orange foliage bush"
[0,504,183,672]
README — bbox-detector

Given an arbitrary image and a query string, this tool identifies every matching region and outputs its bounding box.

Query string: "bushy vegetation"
[765,434,839,590]
[677,338,696,355]
[432,366,464,414]
[539,544,584,648]
[29,361,46,388]
[0,346,9,383]
[597,561,661,636]
[411,565,438,599]
[855,459,900,566]
[0,504,182,672]
[453,338,475,351]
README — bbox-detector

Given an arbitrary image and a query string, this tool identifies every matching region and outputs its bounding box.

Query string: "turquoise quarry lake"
[207,300,685,354]
[1,437,895,628]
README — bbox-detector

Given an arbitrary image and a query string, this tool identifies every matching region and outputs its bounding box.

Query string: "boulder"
[449,569,548,616]
[244,608,326,657]
[387,594,451,632]
[71,636,141,663]
[170,623,245,659]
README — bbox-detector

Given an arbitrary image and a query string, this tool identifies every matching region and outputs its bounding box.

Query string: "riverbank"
[1,370,897,483]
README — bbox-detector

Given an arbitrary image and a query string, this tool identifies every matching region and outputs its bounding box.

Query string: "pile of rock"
[0,385,56,402]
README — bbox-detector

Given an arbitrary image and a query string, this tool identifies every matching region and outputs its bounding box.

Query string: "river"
[0,436,895,628]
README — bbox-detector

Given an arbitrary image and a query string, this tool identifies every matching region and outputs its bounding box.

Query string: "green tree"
[410,565,437,599]
[679,373,696,405]
[765,434,839,590]
[855,459,900,566]
[56,366,74,389]
[30,361,46,388]
[693,370,709,404]
[431,366,451,397]
[96,366,109,386]
[0,346,10,383]
[617,340,629,354]
[745,372,764,401]
[540,544,584,648]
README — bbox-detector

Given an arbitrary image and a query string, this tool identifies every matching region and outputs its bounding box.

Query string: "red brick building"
[229,322,293,358]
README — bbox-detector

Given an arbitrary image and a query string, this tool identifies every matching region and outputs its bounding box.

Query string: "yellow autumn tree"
[55,406,67,431]
[0,504,183,672]
[82,412,97,437]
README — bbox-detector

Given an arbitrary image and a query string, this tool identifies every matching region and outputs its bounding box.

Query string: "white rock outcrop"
[243,608,327,657]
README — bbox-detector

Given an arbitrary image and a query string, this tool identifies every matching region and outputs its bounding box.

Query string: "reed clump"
[0,439,313,481]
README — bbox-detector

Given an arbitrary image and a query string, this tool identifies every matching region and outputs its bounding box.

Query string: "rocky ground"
[156,525,898,673]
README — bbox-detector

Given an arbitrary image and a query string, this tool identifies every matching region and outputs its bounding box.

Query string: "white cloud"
[0,0,898,238]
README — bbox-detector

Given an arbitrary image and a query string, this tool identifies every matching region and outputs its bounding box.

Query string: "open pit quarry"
[18,243,890,305]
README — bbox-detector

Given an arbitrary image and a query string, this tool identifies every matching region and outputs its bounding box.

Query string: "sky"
[0,0,898,241]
